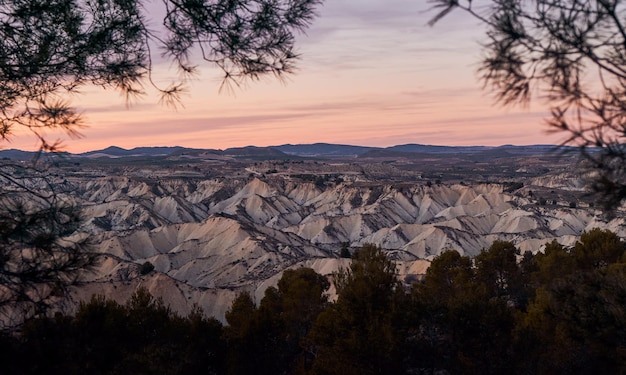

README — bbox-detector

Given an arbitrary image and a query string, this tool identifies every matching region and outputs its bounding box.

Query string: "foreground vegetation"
[2,228,625,374]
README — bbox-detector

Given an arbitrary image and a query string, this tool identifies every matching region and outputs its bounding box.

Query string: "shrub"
[340,243,351,258]
[140,261,155,275]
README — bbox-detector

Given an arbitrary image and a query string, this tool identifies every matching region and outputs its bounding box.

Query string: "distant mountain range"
[0,143,573,161]
[80,146,187,158]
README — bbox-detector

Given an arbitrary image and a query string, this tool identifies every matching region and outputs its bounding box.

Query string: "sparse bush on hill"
[503,182,524,193]
[140,261,155,275]
[315,177,326,189]
[340,242,351,258]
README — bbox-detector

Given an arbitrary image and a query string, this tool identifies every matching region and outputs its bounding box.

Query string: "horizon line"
[0,142,570,154]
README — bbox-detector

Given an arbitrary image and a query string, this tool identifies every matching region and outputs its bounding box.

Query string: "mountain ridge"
[0,143,575,160]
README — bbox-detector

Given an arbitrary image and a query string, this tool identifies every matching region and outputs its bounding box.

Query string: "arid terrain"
[3,143,621,320]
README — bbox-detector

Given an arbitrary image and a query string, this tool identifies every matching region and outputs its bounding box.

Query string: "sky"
[9,0,563,153]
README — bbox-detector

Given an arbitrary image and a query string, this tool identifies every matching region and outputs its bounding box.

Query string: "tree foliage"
[414,247,517,374]
[309,244,405,375]
[0,0,322,150]
[427,0,626,210]
[0,164,95,327]
[520,229,626,373]
[2,232,626,373]
[5,287,226,375]
[224,267,329,375]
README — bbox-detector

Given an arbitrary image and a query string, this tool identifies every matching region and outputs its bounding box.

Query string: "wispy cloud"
[78,102,159,114]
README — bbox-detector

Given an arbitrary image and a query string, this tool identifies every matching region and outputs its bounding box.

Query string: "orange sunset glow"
[7,0,563,153]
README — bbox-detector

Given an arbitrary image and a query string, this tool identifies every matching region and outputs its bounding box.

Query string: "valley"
[2,144,621,320]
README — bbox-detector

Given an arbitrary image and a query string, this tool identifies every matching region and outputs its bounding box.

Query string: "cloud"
[297,0,486,80]
[285,97,382,113]
[84,112,319,138]
[78,102,159,114]
[402,87,481,100]
[425,110,549,127]
[315,0,429,28]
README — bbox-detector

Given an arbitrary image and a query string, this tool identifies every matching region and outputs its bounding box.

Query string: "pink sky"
[7,0,564,153]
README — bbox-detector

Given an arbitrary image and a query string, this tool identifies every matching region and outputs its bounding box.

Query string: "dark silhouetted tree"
[12,288,226,375]
[475,240,527,307]
[223,268,329,375]
[427,0,626,210]
[531,239,575,287]
[505,229,626,373]
[0,165,95,327]
[309,244,405,375]
[223,291,259,375]
[277,267,329,344]
[573,227,626,269]
[414,249,517,374]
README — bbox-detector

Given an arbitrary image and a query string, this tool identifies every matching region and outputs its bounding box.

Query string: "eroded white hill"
[68,176,623,320]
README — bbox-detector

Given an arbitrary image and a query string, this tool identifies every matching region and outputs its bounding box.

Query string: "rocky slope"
[62,175,623,320]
